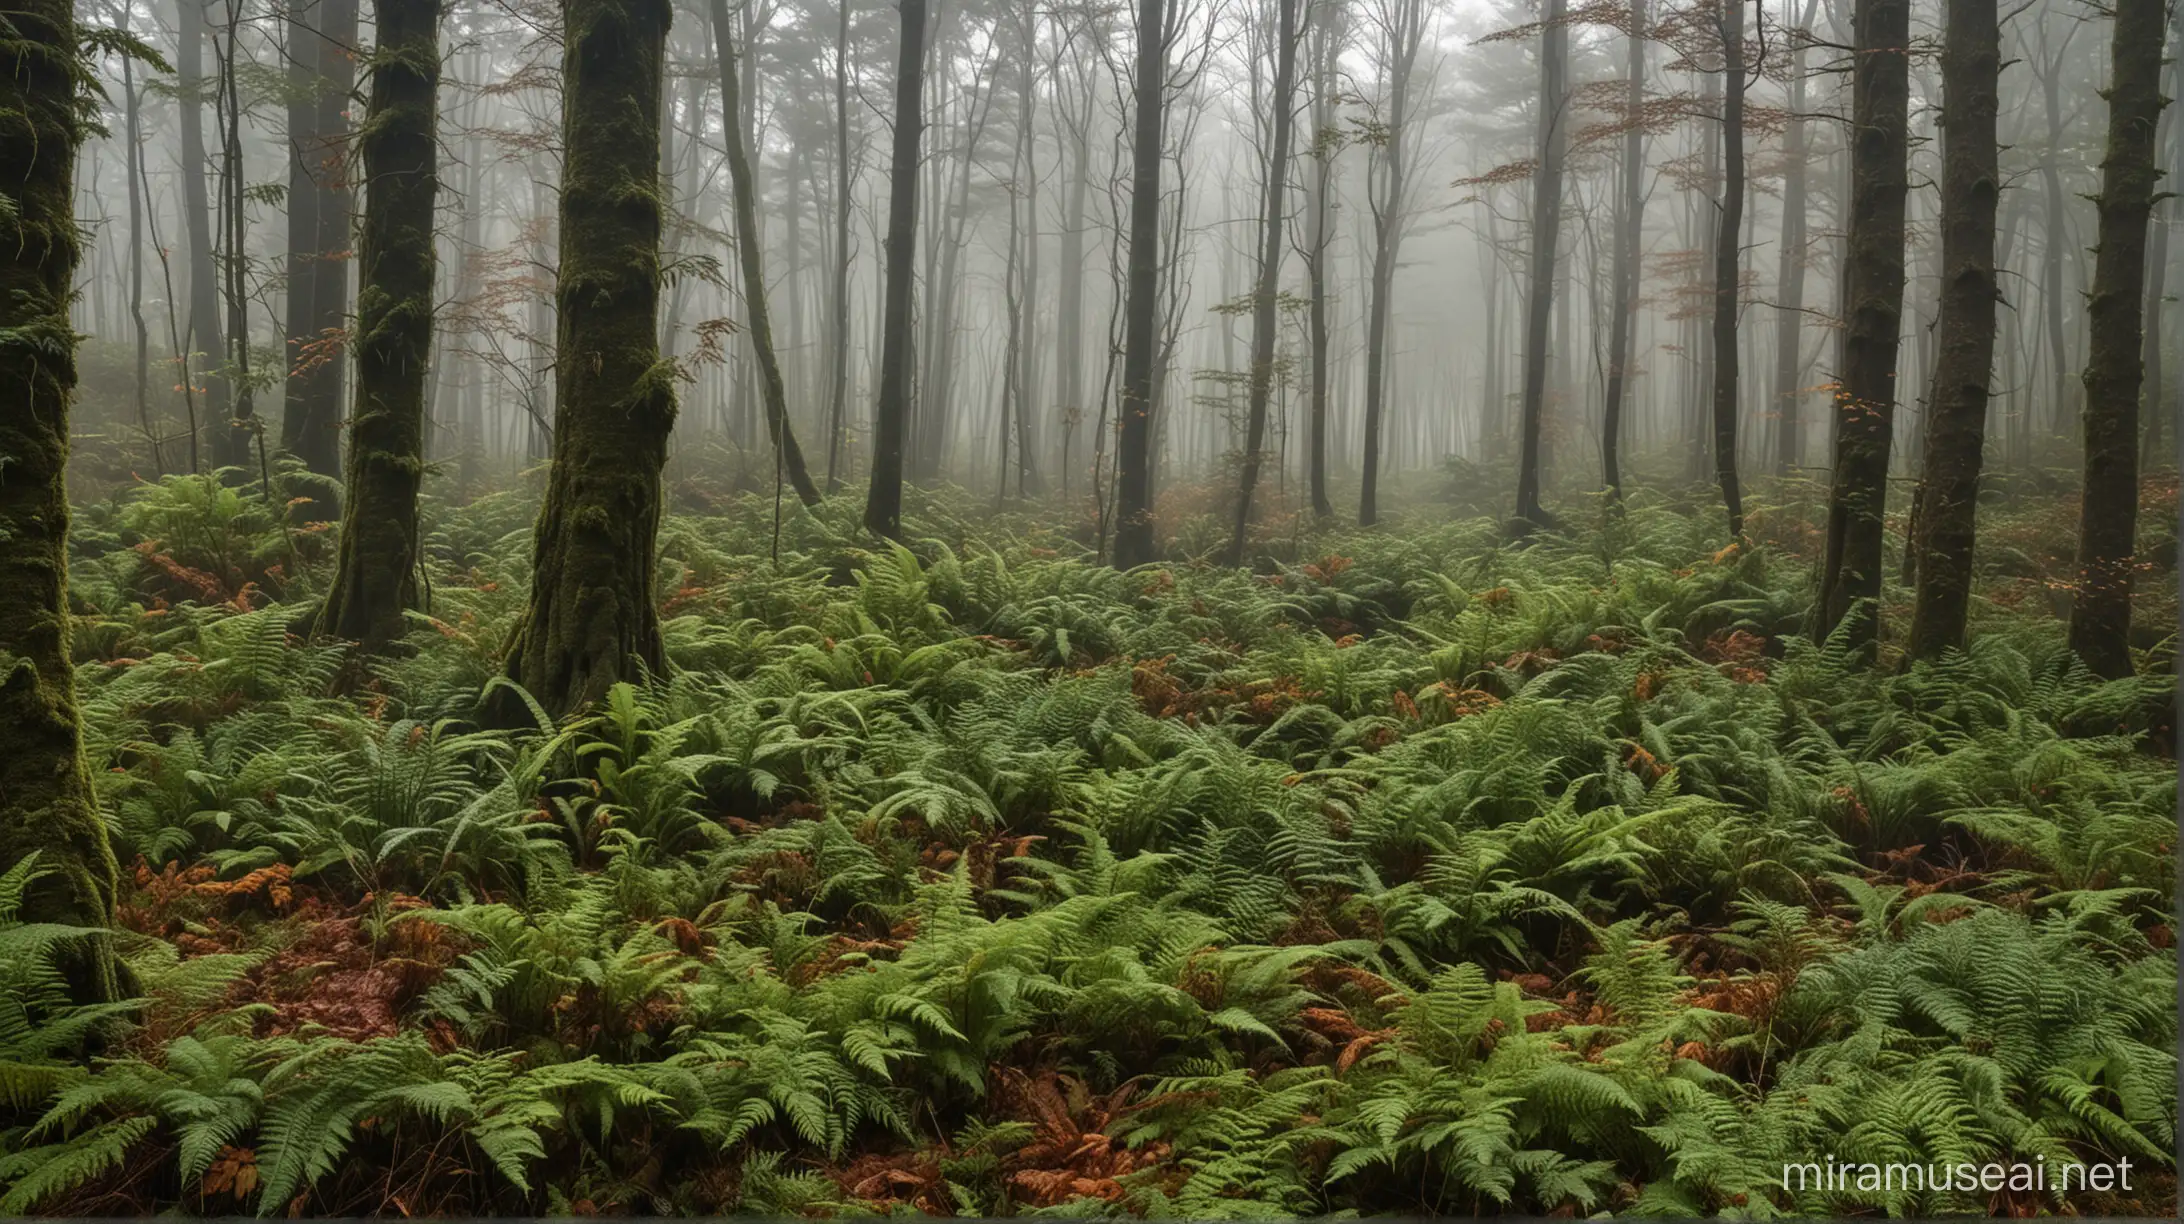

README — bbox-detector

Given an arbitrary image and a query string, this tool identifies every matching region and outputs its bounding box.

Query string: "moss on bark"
[0,0,122,991]
[317,0,440,652]
[495,0,675,719]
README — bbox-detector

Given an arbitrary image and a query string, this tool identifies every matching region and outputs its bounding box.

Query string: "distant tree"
[1513,0,1569,529]
[1816,0,1909,647]
[1600,0,1647,502]
[1905,0,2000,660]
[498,0,676,717]
[280,0,359,511]
[1770,0,1819,476]
[2067,0,2166,677]
[317,0,442,652]
[1228,0,1301,562]
[711,0,822,507]
[1112,0,1167,569]
[1357,0,1426,528]
[864,0,928,539]
[1707,0,1747,539]
[0,0,123,991]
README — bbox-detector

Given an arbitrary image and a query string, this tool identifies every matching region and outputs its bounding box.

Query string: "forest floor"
[3,462,2177,1217]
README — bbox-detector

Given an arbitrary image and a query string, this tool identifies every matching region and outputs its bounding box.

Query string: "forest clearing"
[0,0,2180,1206]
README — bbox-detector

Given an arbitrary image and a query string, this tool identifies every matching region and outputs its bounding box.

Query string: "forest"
[0,0,2178,1208]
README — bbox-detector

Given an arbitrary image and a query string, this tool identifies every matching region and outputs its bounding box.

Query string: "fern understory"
[2,462,2176,1217]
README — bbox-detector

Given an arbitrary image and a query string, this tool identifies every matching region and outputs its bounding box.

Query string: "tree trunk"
[826,0,853,492]
[2067,0,2165,677]
[2141,2,2180,462]
[317,0,440,651]
[1304,5,1338,517]
[712,0,821,506]
[2035,25,2076,443]
[214,3,258,474]
[1513,0,1568,527]
[1815,0,1909,648]
[123,39,161,477]
[179,0,229,466]
[1228,0,1300,562]
[280,0,357,506]
[1904,0,1998,661]
[0,0,122,985]
[1710,0,1747,538]
[1601,0,1646,499]
[1771,0,1818,475]
[864,0,927,539]
[498,0,675,717]
[1112,0,1167,568]
[1359,0,1422,528]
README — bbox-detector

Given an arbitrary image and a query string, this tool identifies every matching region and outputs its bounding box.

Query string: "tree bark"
[0,0,121,983]
[1358,0,1423,528]
[1228,0,1300,562]
[1905,0,1999,661]
[1601,0,1646,499]
[1112,0,1166,568]
[864,0,927,539]
[123,33,161,477]
[711,0,822,507]
[498,0,675,718]
[317,0,440,652]
[2067,0,2165,678]
[1815,0,1909,648]
[1710,0,1747,538]
[1513,0,1568,527]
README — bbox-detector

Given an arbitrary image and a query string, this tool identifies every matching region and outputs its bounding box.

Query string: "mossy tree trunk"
[2067,0,2166,678]
[317,0,441,652]
[709,0,820,508]
[1905,0,1999,661]
[1816,0,1909,649]
[498,0,675,718]
[0,0,121,987]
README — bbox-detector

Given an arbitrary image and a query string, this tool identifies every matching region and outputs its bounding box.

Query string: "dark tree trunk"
[498,0,675,718]
[179,0,229,464]
[0,0,121,985]
[1304,4,1337,518]
[1228,0,1300,562]
[1054,78,1092,497]
[317,0,440,652]
[1710,0,1747,538]
[1771,0,1819,475]
[1905,0,1999,661]
[1359,0,1422,528]
[864,0,926,539]
[1601,0,1646,500]
[280,0,357,509]
[2067,0,2165,677]
[711,0,821,507]
[826,0,852,492]
[1112,0,1166,569]
[1815,0,1909,648]
[214,4,258,474]
[1513,0,1568,527]
[2035,26,2076,442]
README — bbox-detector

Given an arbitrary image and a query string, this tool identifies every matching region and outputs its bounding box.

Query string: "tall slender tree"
[864,0,927,539]
[1815,0,1909,646]
[0,0,122,986]
[1357,0,1425,527]
[711,0,822,506]
[1513,0,1569,528]
[178,0,228,462]
[1709,0,1748,539]
[1228,0,1301,562]
[826,0,854,492]
[1601,0,1646,500]
[498,0,676,717]
[1770,0,1819,475]
[1302,0,1342,518]
[2067,0,2165,677]
[317,0,441,651]
[280,0,359,504]
[1112,0,1167,568]
[1905,0,1999,660]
